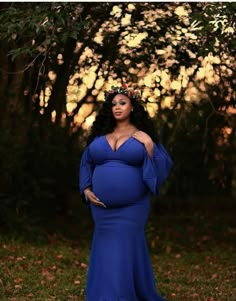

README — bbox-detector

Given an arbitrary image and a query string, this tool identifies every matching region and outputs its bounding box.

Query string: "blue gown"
[80,135,173,301]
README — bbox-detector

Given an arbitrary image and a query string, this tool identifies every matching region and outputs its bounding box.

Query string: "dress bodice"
[80,135,173,197]
[89,136,145,166]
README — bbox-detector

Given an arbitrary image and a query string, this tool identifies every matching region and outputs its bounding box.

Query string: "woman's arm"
[79,147,106,208]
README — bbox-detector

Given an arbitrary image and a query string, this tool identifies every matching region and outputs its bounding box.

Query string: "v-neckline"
[104,135,133,153]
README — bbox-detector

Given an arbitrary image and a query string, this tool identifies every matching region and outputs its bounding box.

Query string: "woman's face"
[111,94,133,122]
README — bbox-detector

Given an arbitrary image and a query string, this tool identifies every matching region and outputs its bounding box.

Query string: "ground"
[0,196,235,301]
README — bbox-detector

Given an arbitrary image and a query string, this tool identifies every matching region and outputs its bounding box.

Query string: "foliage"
[162,100,235,196]
[0,126,81,227]
[0,3,87,60]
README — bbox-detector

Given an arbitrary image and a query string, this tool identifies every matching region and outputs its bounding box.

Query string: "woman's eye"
[112,100,126,106]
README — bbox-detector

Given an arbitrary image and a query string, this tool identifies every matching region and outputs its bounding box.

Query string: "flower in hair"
[104,84,141,102]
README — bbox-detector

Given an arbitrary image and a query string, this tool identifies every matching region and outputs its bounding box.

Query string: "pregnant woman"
[80,84,173,301]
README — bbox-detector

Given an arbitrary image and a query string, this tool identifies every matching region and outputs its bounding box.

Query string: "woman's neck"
[115,120,133,131]
[113,121,136,136]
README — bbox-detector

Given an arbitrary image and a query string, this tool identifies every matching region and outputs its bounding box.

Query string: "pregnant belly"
[92,163,147,207]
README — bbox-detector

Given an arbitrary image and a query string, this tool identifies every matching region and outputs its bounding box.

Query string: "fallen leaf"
[14,278,23,284]
[211,273,217,279]
[74,280,81,285]
[51,265,57,270]
[166,246,171,254]
[81,262,88,268]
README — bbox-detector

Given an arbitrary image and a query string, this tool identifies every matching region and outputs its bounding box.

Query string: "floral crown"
[104,83,141,102]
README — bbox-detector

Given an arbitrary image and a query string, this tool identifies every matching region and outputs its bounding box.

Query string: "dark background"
[0,2,235,232]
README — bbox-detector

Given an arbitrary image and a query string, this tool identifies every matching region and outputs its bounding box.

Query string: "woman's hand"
[84,188,107,208]
[133,131,154,157]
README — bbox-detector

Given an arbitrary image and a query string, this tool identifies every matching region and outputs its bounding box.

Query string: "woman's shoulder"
[88,135,104,147]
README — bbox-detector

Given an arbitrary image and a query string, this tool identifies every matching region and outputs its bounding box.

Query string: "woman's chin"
[113,115,130,121]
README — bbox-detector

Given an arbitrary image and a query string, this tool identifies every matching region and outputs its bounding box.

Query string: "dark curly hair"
[87,92,159,145]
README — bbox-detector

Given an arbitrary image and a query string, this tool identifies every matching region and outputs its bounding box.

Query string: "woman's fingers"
[93,197,107,208]
[133,131,153,145]
[132,131,144,142]
[90,195,106,207]
[85,191,106,208]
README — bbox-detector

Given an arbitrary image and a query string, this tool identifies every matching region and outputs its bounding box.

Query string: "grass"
[0,196,235,301]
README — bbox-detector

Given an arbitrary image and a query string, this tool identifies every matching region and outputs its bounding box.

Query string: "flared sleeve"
[79,146,95,203]
[142,143,173,196]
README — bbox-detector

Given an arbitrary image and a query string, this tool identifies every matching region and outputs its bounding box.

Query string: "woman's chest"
[89,136,145,165]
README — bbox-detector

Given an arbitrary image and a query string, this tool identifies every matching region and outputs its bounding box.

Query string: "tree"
[0,2,235,222]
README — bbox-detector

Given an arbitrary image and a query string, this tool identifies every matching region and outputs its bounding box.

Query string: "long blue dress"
[80,135,173,301]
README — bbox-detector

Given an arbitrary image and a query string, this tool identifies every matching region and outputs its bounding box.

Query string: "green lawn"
[0,197,235,301]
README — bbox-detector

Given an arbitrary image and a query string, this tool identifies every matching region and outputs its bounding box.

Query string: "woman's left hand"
[133,131,154,157]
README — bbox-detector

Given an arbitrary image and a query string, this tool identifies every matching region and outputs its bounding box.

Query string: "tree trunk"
[44,37,77,126]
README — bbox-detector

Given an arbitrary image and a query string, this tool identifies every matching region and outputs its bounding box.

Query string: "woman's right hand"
[84,188,107,208]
